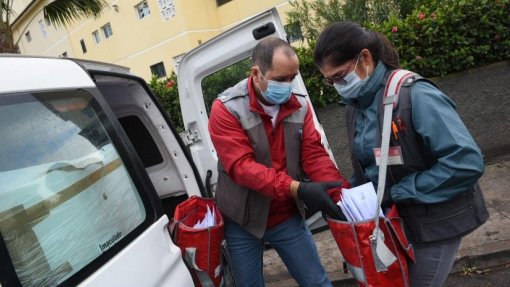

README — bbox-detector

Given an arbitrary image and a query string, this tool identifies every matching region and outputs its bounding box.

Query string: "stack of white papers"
[337,182,384,222]
[193,205,217,229]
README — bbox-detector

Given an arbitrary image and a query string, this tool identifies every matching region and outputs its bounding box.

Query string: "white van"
[0,8,336,287]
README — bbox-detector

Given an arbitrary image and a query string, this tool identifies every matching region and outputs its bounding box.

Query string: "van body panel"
[0,57,95,94]
[0,57,194,287]
[78,216,193,287]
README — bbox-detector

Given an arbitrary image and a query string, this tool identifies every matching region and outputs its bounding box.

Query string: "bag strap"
[184,248,216,287]
[220,240,237,287]
[371,69,417,271]
[375,69,416,210]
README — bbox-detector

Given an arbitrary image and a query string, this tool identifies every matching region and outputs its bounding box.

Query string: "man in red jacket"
[208,37,349,286]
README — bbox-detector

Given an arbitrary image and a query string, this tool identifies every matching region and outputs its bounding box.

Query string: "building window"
[285,22,303,43]
[39,19,47,38]
[150,62,167,78]
[157,0,175,20]
[216,0,232,6]
[92,30,101,44]
[135,1,151,19]
[25,31,32,42]
[80,39,87,53]
[101,23,113,39]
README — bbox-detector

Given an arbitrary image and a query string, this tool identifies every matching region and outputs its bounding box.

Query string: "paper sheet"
[193,205,216,229]
[337,182,384,222]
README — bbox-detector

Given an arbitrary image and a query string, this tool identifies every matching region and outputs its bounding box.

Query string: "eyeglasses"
[323,56,359,86]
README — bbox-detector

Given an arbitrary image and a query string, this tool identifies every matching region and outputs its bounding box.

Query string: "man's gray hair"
[252,37,296,74]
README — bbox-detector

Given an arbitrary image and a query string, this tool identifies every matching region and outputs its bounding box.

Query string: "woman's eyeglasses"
[323,56,359,86]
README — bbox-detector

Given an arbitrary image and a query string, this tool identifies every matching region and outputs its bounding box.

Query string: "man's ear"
[251,66,260,85]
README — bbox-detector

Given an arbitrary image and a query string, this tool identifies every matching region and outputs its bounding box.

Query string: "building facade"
[11,0,301,80]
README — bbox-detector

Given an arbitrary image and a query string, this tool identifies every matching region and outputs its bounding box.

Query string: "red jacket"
[208,76,349,228]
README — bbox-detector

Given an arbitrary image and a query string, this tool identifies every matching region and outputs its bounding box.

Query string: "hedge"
[150,0,510,130]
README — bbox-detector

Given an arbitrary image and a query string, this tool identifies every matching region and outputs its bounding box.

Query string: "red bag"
[327,205,415,287]
[169,196,226,287]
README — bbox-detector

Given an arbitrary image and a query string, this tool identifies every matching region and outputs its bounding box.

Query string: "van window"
[201,57,251,115]
[118,115,163,168]
[0,90,147,286]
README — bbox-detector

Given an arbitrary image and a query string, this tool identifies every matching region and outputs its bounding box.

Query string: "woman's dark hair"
[314,21,400,69]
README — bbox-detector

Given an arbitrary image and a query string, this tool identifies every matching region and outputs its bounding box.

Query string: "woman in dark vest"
[313,21,488,286]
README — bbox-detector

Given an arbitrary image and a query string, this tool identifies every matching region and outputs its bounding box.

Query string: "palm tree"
[43,0,107,28]
[0,0,16,52]
[0,0,107,53]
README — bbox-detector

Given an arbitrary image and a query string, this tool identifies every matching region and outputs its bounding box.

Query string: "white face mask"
[334,56,369,99]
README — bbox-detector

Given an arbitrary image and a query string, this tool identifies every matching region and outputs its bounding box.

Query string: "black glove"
[297,181,346,221]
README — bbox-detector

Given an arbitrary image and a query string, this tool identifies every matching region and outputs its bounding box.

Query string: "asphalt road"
[316,61,510,177]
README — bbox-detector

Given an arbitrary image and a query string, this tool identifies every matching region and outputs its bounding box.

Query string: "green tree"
[0,0,107,53]
[0,0,16,52]
[201,58,252,115]
[295,44,339,107]
[379,0,510,77]
[43,0,107,28]
[287,0,402,45]
[287,0,344,45]
[148,73,184,132]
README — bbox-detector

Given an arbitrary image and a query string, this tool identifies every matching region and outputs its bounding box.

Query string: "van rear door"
[79,61,207,209]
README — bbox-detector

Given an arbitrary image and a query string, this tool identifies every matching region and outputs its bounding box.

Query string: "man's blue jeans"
[224,214,332,287]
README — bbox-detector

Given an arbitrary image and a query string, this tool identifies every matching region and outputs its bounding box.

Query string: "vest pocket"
[400,186,488,246]
[215,171,250,225]
[417,204,480,243]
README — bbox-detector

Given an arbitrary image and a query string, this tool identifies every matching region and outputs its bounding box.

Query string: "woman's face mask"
[259,73,293,105]
[333,55,369,99]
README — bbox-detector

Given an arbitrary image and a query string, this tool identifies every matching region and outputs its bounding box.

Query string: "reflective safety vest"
[215,79,307,238]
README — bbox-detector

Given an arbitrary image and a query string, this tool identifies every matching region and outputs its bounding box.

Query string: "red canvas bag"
[327,205,414,286]
[327,70,418,287]
[169,196,226,287]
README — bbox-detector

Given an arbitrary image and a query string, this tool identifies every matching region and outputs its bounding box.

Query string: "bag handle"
[371,69,416,271]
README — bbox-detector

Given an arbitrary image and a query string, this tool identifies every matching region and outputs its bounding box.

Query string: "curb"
[451,241,510,274]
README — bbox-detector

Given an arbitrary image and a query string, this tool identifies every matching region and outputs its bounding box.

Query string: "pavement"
[263,160,510,286]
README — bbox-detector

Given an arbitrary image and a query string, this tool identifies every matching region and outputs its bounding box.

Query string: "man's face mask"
[259,72,293,105]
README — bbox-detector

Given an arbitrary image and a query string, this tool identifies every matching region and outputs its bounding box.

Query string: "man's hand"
[296,181,346,220]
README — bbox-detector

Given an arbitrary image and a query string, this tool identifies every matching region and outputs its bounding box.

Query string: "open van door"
[177,8,337,230]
